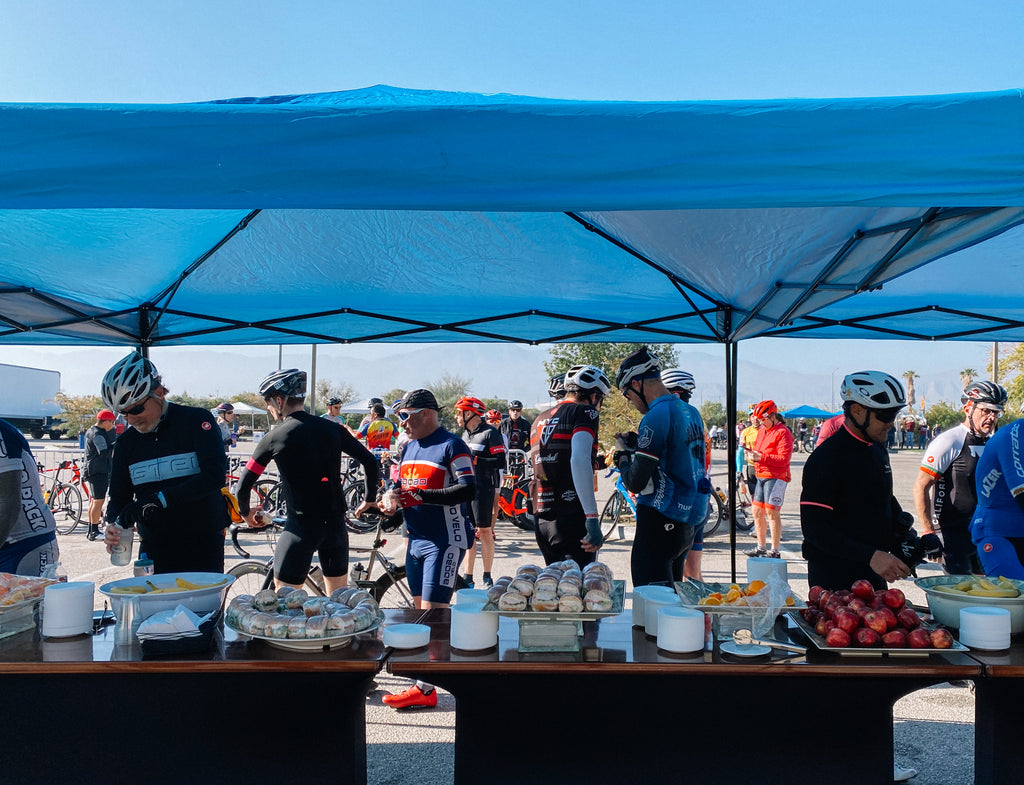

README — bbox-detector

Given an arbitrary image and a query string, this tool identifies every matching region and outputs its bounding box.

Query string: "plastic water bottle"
[110,523,134,567]
[133,553,154,577]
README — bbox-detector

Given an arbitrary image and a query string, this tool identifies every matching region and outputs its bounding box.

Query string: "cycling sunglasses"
[872,407,902,424]
[119,397,150,417]
[397,408,423,421]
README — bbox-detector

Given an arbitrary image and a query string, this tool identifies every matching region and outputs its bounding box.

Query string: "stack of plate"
[959,607,1011,650]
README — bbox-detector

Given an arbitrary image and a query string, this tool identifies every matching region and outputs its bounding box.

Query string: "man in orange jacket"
[744,400,794,559]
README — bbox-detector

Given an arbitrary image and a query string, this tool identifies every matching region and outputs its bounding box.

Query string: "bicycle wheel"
[600,494,622,541]
[344,483,380,534]
[371,566,416,609]
[51,482,84,535]
[732,495,754,532]
[701,491,725,537]
[253,479,286,516]
[226,559,274,602]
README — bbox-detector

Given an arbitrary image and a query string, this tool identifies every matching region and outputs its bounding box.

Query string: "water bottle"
[350,563,368,583]
[133,553,154,577]
[110,522,134,567]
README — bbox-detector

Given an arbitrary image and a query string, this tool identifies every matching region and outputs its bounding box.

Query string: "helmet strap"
[848,405,871,440]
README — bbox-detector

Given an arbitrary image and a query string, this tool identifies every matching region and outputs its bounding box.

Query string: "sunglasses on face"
[873,408,902,424]
[976,406,1003,418]
[398,408,424,422]
[119,398,150,417]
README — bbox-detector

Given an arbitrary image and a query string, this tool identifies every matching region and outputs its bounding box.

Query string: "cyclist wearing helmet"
[801,370,922,592]
[615,348,710,586]
[358,403,396,452]
[486,409,502,426]
[529,364,610,565]
[455,396,507,588]
[971,400,1024,579]
[660,367,713,581]
[82,409,117,541]
[235,369,379,594]
[913,380,1006,574]
[378,388,477,710]
[322,396,346,425]
[215,402,237,453]
[744,400,794,559]
[500,399,531,451]
[101,351,229,574]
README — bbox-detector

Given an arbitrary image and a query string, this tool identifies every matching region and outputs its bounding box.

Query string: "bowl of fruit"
[915,574,1024,633]
[99,572,234,622]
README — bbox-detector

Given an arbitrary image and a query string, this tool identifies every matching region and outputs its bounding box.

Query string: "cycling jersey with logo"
[634,394,709,524]
[359,417,396,451]
[0,418,56,545]
[398,427,476,549]
[463,420,507,483]
[919,423,987,531]
[753,421,794,482]
[500,416,532,451]
[529,401,599,520]
[971,419,1024,540]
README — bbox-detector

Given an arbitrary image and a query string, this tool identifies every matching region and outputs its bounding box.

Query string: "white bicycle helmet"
[258,368,307,399]
[660,368,695,393]
[565,365,612,395]
[615,346,661,389]
[839,371,906,409]
[101,351,161,412]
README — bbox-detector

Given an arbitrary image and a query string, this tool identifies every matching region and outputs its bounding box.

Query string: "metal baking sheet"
[481,580,624,621]
[788,612,968,657]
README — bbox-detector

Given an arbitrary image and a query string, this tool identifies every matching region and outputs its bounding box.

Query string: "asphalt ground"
[40,440,975,785]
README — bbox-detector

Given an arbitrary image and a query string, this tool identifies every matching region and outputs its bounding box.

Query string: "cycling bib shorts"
[754,477,788,510]
[85,475,109,499]
[0,531,59,576]
[405,537,464,604]
[274,516,349,585]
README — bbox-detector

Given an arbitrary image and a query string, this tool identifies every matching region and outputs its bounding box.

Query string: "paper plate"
[720,641,771,658]
[383,623,431,649]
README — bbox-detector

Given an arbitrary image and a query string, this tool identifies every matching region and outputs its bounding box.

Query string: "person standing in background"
[82,409,117,541]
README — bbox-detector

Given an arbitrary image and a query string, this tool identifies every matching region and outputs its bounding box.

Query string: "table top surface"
[387,608,983,678]
[0,607,427,674]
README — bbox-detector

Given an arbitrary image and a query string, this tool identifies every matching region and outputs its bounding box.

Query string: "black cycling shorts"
[630,505,695,587]
[274,514,349,585]
[471,479,497,529]
[534,509,597,567]
[84,475,109,500]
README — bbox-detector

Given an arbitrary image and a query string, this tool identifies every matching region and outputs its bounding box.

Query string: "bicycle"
[341,453,392,534]
[226,518,416,609]
[598,467,637,541]
[496,448,536,532]
[38,460,85,535]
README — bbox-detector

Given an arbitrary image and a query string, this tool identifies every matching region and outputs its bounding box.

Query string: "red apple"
[801,607,815,622]
[897,607,922,630]
[856,606,873,620]
[824,620,836,634]
[870,595,887,610]
[878,606,898,631]
[929,628,955,649]
[825,627,851,648]
[851,579,875,601]
[847,597,868,612]
[815,616,830,636]
[818,590,833,607]
[907,628,932,649]
[883,588,906,610]
[835,590,852,602]
[823,599,844,619]
[835,608,861,634]
[854,627,882,647]
[863,610,888,635]
[882,629,908,648]
[808,586,825,605]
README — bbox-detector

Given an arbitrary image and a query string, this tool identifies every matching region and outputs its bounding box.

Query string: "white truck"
[0,363,64,439]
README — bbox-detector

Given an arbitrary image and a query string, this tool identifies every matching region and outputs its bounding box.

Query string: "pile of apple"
[802,580,955,649]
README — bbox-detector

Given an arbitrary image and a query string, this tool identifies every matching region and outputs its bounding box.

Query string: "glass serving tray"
[674,579,806,613]
[481,580,625,621]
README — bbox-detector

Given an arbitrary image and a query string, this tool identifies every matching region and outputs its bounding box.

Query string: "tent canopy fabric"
[0,86,1022,350]
[781,406,840,419]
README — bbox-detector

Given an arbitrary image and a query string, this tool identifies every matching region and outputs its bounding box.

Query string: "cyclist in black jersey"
[101,352,230,574]
[500,399,532,451]
[913,380,1006,574]
[456,395,507,588]
[234,369,379,592]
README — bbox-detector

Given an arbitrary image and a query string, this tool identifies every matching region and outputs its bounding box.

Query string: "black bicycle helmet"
[370,403,387,418]
[615,346,661,389]
[509,399,523,409]
[961,381,1008,408]
[215,402,234,413]
[397,388,439,411]
[368,397,384,407]
[548,373,567,400]
[258,368,307,399]
[327,396,344,406]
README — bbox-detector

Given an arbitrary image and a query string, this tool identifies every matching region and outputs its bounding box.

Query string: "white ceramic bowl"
[915,574,1024,633]
[99,572,234,622]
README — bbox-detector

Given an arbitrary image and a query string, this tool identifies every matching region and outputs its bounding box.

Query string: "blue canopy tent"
[2,85,1022,573]
[781,406,840,420]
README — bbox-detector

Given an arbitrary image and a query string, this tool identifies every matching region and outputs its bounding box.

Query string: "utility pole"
[992,342,1000,383]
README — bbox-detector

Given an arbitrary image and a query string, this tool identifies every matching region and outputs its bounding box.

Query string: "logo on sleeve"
[201,422,212,430]
[983,543,994,552]
[637,425,654,450]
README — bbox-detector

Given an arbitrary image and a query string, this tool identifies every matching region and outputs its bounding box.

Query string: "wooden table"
[0,608,421,785]
[388,608,981,785]
[960,636,1024,785]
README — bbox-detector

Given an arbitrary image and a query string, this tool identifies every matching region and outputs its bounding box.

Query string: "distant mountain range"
[3,343,975,414]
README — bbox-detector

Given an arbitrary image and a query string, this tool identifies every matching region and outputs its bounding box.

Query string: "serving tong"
[732,627,805,654]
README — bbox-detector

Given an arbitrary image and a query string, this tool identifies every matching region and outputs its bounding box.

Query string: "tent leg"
[726,341,738,583]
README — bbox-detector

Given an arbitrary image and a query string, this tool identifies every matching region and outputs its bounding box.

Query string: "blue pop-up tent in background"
[781,406,841,420]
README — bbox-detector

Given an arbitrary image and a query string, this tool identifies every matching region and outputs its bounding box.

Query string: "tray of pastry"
[482,580,625,621]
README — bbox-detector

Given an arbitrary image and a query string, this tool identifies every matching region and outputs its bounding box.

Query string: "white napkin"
[136,605,212,637]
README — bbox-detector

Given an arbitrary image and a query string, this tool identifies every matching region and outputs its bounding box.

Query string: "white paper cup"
[455,588,490,605]
[450,603,499,650]
[42,581,94,638]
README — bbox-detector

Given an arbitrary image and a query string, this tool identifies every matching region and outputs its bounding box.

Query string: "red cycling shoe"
[382,685,437,709]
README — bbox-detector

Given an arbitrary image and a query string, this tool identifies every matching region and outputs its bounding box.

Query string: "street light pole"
[830,367,838,412]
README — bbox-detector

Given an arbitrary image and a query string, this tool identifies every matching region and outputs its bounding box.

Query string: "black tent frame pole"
[726,339,739,582]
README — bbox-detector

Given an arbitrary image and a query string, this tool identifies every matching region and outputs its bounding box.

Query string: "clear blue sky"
[0,1,1020,397]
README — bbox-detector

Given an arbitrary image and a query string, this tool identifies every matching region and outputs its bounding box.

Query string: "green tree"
[543,343,680,381]
[313,379,357,415]
[995,343,1024,406]
[54,392,104,436]
[960,368,977,387]
[382,388,407,408]
[168,391,219,410]
[699,400,727,428]
[924,401,963,432]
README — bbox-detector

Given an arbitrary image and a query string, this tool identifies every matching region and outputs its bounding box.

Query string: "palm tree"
[902,370,918,414]
[960,368,978,387]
